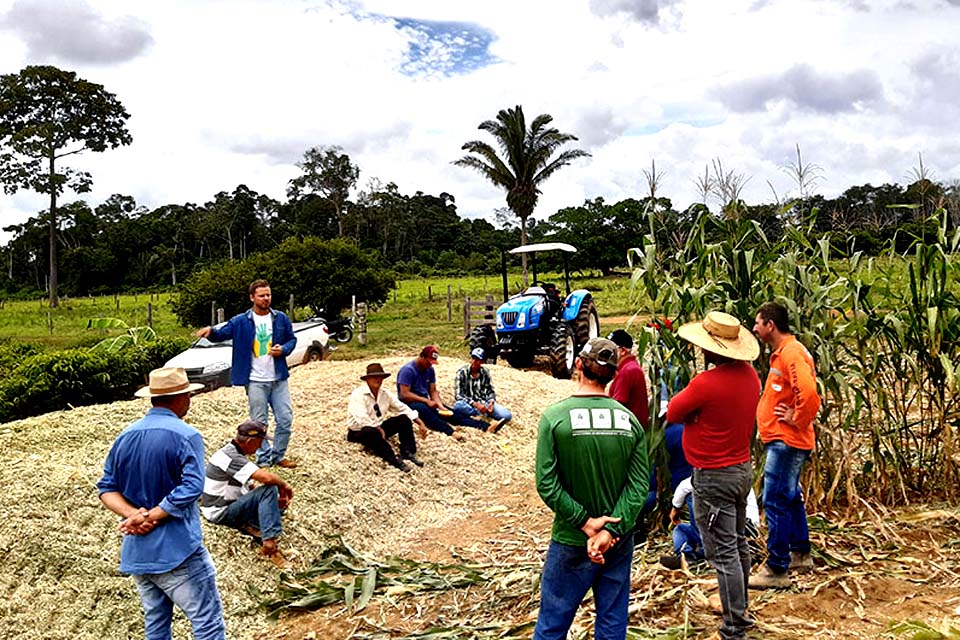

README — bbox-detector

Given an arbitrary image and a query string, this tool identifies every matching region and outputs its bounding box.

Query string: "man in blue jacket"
[197,279,298,468]
[98,367,226,640]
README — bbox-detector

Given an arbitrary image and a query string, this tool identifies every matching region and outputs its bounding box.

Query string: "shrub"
[171,237,396,326]
[0,336,189,423]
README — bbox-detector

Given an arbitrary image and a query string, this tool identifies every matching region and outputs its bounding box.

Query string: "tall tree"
[287,145,360,238]
[454,105,589,284]
[0,65,131,307]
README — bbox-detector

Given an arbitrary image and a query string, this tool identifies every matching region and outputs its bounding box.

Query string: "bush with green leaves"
[172,237,396,326]
[0,336,188,422]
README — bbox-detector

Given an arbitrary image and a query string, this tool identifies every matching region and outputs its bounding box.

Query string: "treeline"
[1,168,956,299]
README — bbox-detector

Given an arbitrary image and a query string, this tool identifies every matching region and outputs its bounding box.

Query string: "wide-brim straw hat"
[134,367,204,398]
[676,311,760,361]
[360,363,391,380]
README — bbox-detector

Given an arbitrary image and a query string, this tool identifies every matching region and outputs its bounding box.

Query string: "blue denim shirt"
[97,407,206,574]
[208,308,296,386]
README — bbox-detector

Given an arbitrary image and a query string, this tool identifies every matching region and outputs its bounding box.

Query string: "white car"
[164,318,330,391]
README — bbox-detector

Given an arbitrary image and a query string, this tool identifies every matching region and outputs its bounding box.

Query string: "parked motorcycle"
[324,315,354,343]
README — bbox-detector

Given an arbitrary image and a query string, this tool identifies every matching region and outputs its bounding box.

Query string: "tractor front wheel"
[550,323,576,378]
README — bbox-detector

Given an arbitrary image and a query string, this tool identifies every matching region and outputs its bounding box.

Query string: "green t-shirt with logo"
[535,394,649,546]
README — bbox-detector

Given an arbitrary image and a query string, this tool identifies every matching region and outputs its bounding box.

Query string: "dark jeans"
[762,440,812,572]
[347,415,417,465]
[693,462,754,640]
[533,534,635,640]
[215,485,283,540]
[404,401,489,435]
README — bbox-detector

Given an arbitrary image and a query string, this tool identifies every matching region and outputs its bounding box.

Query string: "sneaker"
[789,551,815,572]
[659,554,683,570]
[277,458,298,469]
[748,564,792,589]
[402,453,424,467]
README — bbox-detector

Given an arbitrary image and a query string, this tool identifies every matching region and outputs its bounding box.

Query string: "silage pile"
[0,356,574,640]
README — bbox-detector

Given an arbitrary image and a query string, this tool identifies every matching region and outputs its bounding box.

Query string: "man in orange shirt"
[750,301,821,589]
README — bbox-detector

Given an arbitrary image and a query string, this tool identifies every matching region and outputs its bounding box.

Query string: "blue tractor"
[469,243,599,378]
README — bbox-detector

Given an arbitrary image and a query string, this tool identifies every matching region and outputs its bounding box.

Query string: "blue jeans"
[452,400,513,425]
[246,379,293,465]
[406,401,452,435]
[533,535,635,640]
[693,463,753,639]
[215,485,283,540]
[762,440,812,572]
[673,496,705,560]
[132,547,225,640]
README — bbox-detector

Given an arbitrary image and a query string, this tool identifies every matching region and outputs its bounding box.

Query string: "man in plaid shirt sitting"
[452,347,513,434]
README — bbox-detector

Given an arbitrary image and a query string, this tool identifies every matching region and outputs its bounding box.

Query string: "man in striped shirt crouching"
[201,419,294,562]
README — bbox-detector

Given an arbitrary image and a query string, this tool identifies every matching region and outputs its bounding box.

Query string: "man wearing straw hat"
[97,367,225,640]
[667,312,761,640]
[750,301,821,589]
[533,338,649,640]
[348,362,429,472]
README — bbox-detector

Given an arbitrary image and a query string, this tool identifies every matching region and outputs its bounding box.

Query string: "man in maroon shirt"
[607,329,649,429]
[667,311,760,640]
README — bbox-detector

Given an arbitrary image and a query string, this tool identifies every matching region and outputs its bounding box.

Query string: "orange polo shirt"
[757,335,820,451]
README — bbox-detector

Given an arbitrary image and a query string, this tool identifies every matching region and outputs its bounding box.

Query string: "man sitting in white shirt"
[347,363,428,472]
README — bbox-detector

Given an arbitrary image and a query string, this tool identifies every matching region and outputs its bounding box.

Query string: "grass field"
[0,272,646,356]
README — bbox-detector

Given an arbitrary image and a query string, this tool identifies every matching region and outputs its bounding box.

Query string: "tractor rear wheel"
[574,298,599,349]
[550,323,576,378]
[469,325,498,363]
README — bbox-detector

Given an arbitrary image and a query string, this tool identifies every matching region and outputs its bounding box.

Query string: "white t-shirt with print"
[249,311,276,382]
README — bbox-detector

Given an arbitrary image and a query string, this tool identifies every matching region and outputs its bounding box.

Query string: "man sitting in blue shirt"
[98,367,226,640]
[396,345,486,440]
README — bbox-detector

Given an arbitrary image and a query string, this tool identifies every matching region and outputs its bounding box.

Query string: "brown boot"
[748,563,791,589]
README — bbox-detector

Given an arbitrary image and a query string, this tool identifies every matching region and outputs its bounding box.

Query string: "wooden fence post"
[217,308,225,324]
[357,302,368,346]
[289,294,295,322]
[147,303,153,329]
[447,285,452,322]
[428,285,433,302]
[463,296,470,337]
[47,310,53,335]
[210,301,216,326]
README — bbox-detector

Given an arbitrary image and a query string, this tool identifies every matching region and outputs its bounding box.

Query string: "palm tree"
[454,105,590,284]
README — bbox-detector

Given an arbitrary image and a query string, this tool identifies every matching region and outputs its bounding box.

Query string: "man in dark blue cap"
[200,419,294,563]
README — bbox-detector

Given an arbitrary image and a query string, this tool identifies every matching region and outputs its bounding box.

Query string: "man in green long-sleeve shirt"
[534,338,649,640]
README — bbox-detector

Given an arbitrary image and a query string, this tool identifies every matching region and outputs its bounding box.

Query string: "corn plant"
[629,203,960,509]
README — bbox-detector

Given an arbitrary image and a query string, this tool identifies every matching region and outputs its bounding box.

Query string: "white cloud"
[1,0,960,244]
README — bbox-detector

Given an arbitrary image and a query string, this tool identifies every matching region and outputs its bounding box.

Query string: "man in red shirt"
[607,329,649,429]
[667,311,760,640]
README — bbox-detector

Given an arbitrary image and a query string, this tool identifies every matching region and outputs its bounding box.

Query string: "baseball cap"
[420,345,440,360]
[470,347,485,360]
[578,337,620,368]
[607,329,634,349]
[237,419,267,438]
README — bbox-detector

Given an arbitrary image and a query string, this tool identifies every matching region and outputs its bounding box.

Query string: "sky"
[1,0,959,244]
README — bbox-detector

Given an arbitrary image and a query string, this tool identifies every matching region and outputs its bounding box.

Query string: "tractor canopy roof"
[507,242,577,255]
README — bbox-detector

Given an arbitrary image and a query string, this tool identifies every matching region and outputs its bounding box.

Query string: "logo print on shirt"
[571,408,591,429]
[569,408,633,432]
[254,323,272,357]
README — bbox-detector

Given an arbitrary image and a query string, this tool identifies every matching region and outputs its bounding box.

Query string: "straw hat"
[676,311,759,361]
[134,367,204,398]
[360,363,391,380]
